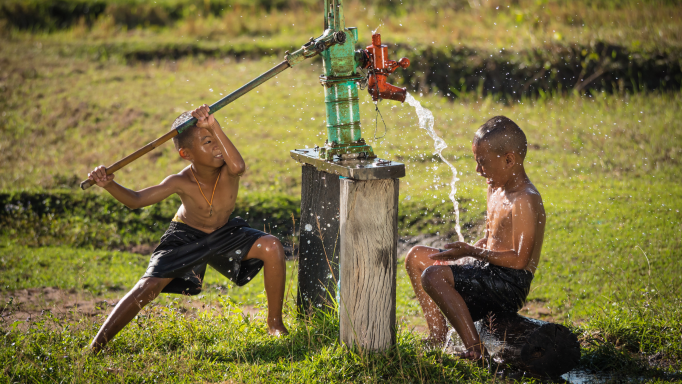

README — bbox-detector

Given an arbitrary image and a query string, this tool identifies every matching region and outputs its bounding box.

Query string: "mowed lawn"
[1,37,681,381]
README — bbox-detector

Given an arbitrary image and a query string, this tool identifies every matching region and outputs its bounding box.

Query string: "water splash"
[405,92,464,242]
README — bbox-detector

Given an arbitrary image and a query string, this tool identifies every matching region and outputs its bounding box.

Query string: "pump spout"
[367,67,409,102]
[359,33,410,102]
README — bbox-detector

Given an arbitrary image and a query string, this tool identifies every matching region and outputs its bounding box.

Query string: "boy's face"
[472,140,512,188]
[180,127,225,167]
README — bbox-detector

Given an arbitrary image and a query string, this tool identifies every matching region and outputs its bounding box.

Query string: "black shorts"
[143,217,268,296]
[448,259,534,322]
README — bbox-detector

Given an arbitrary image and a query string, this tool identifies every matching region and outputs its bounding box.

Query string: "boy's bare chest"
[487,195,514,240]
[180,176,239,216]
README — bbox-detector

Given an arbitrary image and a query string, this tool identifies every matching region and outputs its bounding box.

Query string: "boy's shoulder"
[511,182,544,210]
[159,167,193,187]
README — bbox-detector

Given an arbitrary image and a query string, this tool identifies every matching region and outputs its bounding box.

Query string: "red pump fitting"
[361,33,410,102]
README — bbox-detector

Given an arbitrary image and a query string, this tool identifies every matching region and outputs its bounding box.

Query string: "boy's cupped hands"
[429,242,477,261]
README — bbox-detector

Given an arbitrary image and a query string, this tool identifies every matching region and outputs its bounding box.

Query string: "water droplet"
[257,243,262,248]
[235,250,242,255]
[305,224,313,231]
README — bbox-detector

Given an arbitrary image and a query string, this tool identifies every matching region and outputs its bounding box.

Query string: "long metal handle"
[173,60,291,134]
[80,60,291,190]
[80,130,179,190]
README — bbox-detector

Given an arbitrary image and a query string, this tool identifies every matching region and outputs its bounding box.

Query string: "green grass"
[2,298,491,383]
[4,0,681,52]
[2,243,681,381]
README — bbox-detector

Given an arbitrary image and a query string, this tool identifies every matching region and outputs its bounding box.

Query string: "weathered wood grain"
[339,178,399,352]
[297,165,340,316]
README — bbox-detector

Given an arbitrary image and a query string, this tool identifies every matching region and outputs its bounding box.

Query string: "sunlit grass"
[7,0,682,52]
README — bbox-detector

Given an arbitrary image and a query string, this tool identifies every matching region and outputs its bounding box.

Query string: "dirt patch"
[0,287,261,331]
[518,299,557,323]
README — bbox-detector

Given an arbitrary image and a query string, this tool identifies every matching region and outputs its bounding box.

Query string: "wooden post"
[297,165,340,316]
[339,178,399,352]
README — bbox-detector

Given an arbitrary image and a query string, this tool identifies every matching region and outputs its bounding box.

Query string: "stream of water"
[405,92,464,242]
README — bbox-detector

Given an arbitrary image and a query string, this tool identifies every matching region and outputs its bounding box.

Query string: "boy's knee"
[257,235,285,261]
[421,266,449,295]
[405,246,424,267]
[407,245,428,258]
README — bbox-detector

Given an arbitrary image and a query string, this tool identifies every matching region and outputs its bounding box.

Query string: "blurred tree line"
[2,0,679,31]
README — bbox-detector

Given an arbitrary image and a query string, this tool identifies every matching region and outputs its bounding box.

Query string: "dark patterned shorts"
[447,259,534,322]
[143,217,267,296]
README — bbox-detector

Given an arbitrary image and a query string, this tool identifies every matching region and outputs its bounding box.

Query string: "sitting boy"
[405,116,545,360]
[87,104,288,353]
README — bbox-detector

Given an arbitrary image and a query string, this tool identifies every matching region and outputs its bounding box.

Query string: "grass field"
[5,0,681,52]
[2,0,682,381]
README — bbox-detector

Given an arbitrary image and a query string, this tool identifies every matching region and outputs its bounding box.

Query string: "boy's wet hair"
[171,112,200,151]
[473,116,527,160]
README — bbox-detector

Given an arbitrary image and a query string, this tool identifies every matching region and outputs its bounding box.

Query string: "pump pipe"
[80,32,344,190]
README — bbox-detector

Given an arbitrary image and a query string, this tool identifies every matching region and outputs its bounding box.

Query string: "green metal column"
[318,0,374,161]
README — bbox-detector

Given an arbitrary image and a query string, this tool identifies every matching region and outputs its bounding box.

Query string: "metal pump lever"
[80,33,344,190]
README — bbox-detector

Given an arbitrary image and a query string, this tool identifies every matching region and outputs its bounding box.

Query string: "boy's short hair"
[171,112,200,151]
[473,116,527,160]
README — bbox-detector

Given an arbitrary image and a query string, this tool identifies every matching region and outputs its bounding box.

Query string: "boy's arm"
[192,104,246,176]
[472,220,490,248]
[88,166,180,210]
[471,186,492,248]
[432,194,541,270]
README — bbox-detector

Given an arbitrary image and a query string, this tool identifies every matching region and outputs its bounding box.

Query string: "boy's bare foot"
[455,345,489,363]
[267,319,289,336]
[268,325,289,336]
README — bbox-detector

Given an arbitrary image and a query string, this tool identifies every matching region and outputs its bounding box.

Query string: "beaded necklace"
[190,166,220,216]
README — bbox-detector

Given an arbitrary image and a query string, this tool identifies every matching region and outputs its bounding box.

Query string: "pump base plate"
[290,148,405,180]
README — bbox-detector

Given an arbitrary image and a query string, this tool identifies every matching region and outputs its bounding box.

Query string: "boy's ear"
[505,152,517,167]
[178,148,193,161]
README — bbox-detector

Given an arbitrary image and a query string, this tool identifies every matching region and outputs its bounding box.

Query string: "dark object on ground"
[476,313,580,378]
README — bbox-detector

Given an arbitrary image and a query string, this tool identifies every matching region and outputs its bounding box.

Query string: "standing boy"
[405,116,545,360]
[87,105,288,353]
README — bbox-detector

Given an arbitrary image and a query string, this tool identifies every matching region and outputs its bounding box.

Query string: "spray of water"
[405,92,464,242]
